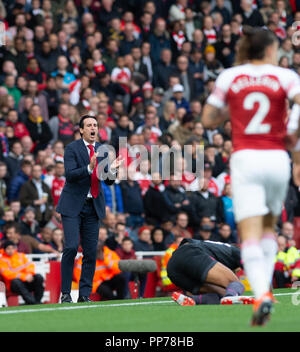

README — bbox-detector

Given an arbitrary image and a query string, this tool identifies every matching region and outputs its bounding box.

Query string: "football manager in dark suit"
[57,115,124,303]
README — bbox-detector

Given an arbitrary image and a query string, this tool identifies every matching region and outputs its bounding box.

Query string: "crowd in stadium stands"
[1,0,300,301]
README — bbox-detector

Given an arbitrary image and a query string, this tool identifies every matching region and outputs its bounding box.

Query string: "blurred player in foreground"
[202,26,300,326]
[168,238,254,306]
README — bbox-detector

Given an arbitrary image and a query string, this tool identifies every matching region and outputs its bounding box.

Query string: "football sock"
[260,232,278,287]
[241,239,269,299]
[192,293,221,305]
[224,281,245,297]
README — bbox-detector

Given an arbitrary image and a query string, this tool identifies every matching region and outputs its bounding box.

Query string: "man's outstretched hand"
[110,155,125,173]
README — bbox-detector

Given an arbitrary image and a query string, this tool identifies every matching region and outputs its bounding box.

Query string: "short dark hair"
[4,221,21,235]
[79,114,98,129]
[122,237,133,244]
[21,159,33,168]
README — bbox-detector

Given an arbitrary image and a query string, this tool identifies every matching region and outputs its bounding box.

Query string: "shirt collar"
[82,139,96,148]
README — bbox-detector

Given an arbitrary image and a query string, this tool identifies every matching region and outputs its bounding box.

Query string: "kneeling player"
[167,238,254,306]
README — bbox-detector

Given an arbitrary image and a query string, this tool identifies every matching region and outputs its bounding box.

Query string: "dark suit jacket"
[56,139,116,219]
[19,179,53,223]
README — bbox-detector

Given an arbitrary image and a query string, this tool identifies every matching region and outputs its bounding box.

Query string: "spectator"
[91,72,126,106]
[19,163,53,226]
[22,57,47,91]
[134,226,154,252]
[153,49,174,91]
[25,104,53,153]
[204,144,226,177]
[214,223,238,244]
[151,227,166,251]
[217,182,236,230]
[44,205,62,230]
[20,206,40,238]
[169,0,187,22]
[174,55,196,102]
[48,103,74,146]
[150,87,165,119]
[280,221,296,246]
[1,221,58,255]
[18,80,49,122]
[159,100,177,132]
[4,140,24,179]
[171,112,194,147]
[189,177,219,231]
[162,173,192,222]
[106,222,127,251]
[44,161,65,208]
[0,240,44,304]
[278,38,294,66]
[51,55,76,88]
[7,159,32,203]
[170,83,190,113]
[149,18,171,65]
[120,171,144,230]
[35,226,56,253]
[7,13,34,41]
[203,15,218,44]
[214,24,237,68]
[203,45,224,81]
[171,211,193,239]
[189,48,205,97]
[103,212,117,238]
[110,114,134,152]
[194,223,215,240]
[52,228,64,253]
[2,74,22,106]
[135,159,152,197]
[274,235,300,288]
[185,8,201,42]
[141,41,154,83]
[135,105,162,142]
[115,236,137,298]
[35,41,59,75]
[101,179,124,215]
[5,109,29,141]
[240,0,264,27]
[111,55,131,97]
[143,172,170,225]
[213,0,231,24]
[260,0,274,24]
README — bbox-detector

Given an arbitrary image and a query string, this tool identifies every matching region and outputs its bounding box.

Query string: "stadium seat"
[0,274,19,306]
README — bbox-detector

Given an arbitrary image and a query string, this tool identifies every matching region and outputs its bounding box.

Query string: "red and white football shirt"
[207,64,300,152]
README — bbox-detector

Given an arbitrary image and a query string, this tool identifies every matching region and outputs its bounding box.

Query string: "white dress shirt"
[83,139,96,198]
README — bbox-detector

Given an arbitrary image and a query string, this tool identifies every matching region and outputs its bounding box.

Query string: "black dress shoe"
[77,296,93,303]
[61,293,73,303]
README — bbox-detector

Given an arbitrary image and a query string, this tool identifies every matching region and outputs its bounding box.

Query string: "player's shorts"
[230,149,290,222]
[166,243,217,294]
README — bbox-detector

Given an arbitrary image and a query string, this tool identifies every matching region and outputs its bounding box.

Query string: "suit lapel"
[79,138,90,166]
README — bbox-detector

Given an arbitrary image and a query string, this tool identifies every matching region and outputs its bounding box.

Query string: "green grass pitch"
[0,288,299,332]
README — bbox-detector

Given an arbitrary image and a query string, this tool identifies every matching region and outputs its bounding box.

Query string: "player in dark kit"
[167,239,254,305]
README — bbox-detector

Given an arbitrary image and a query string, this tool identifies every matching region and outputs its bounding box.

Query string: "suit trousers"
[61,199,100,297]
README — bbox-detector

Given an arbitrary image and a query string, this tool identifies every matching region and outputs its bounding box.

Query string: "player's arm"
[202,70,229,130]
[202,104,229,130]
[288,95,300,185]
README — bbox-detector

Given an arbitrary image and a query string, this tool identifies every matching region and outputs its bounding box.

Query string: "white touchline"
[0,292,295,315]
[0,300,175,315]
